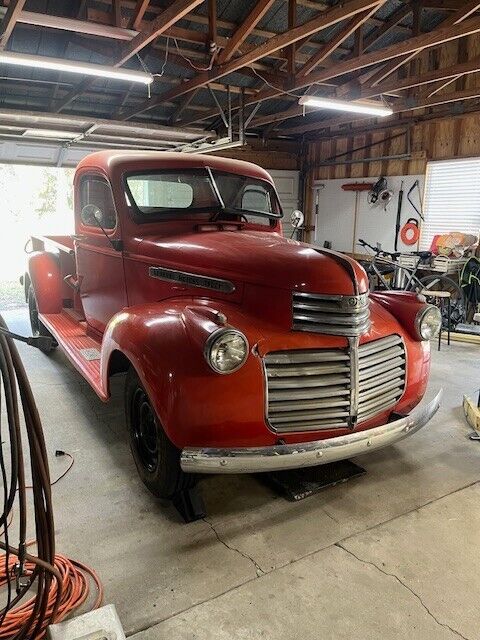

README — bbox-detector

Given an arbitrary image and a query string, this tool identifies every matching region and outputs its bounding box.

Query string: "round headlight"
[415,305,442,340]
[205,329,249,374]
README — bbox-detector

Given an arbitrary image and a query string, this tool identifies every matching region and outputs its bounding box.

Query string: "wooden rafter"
[298,7,379,77]
[55,0,204,113]
[208,0,217,49]
[129,0,150,30]
[177,9,480,129]
[119,0,384,120]
[217,0,277,64]
[0,0,27,50]
[363,2,412,51]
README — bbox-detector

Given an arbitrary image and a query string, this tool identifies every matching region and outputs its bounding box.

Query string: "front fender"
[100,299,269,449]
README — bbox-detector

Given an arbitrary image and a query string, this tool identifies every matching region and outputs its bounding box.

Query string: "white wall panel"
[312,175,424,254]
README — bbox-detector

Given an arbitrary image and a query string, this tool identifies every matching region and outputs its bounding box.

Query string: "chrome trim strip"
[348,336,359,428]
[149,266,235,293]
[180,390,442,474]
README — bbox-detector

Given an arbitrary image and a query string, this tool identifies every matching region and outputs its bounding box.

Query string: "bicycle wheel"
[417,274,466,328]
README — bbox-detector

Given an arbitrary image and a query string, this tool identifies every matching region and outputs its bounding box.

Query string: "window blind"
[421,158,480,250]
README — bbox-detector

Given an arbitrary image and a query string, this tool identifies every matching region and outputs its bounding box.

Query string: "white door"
[269,170,300,237]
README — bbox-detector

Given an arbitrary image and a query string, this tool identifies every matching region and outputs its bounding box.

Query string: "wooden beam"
[56,0,204,112]
[179,10,480,129]
[368,0,480,86]
[217,0,277,64]
[129,0,150,30]
[117,0,204,65]
[363,2,412,51]
[113,0,123,27]
[0,0,27,50]
[287,0,297,75]
[119,0,383,120]
[298,8,377,77]
[208,0,217,49]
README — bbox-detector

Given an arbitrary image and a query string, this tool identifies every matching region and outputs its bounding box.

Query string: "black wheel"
[27,285,57,353]
[125,367,196,499]
[418,274,466,329]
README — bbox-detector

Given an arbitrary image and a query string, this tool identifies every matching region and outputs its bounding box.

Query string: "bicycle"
[357,238,466,328]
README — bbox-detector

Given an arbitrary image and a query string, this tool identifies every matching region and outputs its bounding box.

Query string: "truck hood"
[135,229,369,295]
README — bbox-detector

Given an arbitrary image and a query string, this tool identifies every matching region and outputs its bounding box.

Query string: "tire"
[27,285,57,353]
[418,274,466,329]
[125,367,196,499]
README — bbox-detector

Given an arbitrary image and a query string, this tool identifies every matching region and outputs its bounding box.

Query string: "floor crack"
[336,543,469,640]
[203,517,265,577]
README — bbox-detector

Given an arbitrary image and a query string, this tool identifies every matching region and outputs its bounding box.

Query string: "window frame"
[78,174,118,234]
[124,168,283,224]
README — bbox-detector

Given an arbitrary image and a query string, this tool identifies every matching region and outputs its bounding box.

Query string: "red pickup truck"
[25,151,441,500]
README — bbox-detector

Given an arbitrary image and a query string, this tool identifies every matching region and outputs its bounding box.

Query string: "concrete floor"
[3,307,480,640]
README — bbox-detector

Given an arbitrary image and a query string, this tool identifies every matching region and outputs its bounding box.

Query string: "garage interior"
[1,1,480,639]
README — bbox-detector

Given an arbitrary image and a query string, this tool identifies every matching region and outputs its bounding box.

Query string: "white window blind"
[421,158,480,249]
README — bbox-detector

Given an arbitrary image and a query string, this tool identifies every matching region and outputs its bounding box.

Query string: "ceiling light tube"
[0,51,153,85]
[298,95,393,117]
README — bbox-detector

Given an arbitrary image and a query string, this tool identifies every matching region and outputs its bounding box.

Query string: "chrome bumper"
[180,390,442,474]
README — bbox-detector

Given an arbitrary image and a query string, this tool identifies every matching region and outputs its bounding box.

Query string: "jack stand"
[257,460,366,502]
[172,484,206,523]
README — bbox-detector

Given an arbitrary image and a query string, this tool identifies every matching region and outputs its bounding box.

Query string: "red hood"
[136,229,369,296]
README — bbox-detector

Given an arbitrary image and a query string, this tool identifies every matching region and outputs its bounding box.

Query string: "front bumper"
[180,389,442,474]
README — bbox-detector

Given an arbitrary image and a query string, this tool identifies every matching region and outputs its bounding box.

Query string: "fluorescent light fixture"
[298,95,393,117]
[23,129,79,139]
[0,51,153,85]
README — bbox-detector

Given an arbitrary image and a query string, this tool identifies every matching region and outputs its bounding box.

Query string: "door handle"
[72,234,86,241]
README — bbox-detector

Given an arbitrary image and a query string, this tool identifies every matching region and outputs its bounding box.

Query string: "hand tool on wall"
[341,182,375,254]
[407,179,424,221]
[394,180,404,251]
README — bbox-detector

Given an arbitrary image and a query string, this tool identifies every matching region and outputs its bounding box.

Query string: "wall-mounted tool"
[400,218,420,245]
[407,179,424,221]
[394,180,404,251]
[342,182,375,254]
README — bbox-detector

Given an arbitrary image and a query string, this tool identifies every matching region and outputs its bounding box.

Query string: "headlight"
[415,305,442,340]
[204,329,249,374]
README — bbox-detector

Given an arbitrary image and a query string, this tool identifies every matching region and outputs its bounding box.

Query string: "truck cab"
[26,151,441,502]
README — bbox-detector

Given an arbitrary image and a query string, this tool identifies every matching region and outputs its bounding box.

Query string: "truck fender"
[100,300,228,446]
[28,251,63,314]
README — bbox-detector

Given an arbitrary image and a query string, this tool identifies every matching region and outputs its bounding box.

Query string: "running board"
[40,311,106,400]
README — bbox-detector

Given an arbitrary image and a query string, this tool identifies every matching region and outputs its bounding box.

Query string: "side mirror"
[81,204,103,227]
[290,209,304,229]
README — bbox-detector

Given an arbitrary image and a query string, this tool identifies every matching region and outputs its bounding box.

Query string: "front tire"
[27,285,57,353]
[125,367,196,499]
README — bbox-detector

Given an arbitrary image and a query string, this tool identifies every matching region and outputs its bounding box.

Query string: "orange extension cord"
[0,547,103,639]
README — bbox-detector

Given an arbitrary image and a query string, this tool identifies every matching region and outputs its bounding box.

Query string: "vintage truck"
[25,151,442,500]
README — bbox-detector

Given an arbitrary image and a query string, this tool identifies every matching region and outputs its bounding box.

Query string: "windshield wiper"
[206,167,225,222]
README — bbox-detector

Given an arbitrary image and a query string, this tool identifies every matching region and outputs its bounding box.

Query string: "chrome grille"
[264,335,406,434]
[292,292,370,336]
[358,334,406,422]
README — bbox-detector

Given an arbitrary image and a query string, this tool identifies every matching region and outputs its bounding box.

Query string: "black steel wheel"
[125,367,196,499]
[27,285,57,353]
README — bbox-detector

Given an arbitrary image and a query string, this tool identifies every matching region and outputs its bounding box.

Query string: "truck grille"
[264,335,405,434]
[292,292,370,336]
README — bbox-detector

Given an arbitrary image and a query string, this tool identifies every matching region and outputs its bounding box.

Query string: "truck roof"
[76,150,274,184]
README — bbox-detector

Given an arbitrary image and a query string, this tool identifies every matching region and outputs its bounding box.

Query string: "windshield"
[125,168,282,224]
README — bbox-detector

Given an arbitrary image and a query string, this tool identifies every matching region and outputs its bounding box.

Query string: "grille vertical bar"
[264,335,406,434]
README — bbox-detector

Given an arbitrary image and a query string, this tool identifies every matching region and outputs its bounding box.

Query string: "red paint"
[27,151,432,450]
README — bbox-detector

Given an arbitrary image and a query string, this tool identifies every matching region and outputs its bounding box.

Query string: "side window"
[241,185,271,213]
[80,176,117,230]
